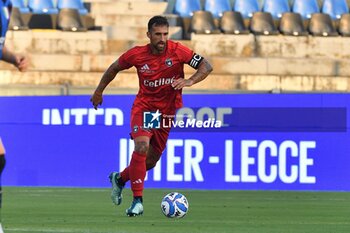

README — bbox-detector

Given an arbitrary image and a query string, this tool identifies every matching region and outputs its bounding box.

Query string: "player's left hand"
[171,78,194,90]
[90,91,103,110]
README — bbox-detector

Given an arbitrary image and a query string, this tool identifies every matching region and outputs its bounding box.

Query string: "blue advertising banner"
[0,94,349,191]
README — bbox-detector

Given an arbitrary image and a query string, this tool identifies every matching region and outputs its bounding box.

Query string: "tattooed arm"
[90,59,124,109]
[172,58,213,90]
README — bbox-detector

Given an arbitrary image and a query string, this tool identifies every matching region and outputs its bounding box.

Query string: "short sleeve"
[118,48,137,70]
[176,42,194,64]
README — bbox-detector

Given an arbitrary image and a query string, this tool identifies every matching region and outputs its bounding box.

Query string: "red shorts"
[130,111,172,156]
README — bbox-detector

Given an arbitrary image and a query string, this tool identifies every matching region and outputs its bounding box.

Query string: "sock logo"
[132,179,143,184]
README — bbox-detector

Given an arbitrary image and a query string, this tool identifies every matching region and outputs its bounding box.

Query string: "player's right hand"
[15,55,29,72]
[90,91,103,110]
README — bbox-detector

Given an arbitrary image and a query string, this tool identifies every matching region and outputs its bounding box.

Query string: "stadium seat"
[292,0,319,19]
[250,12,279,35]
[263,0,290,19]
[189,11,220,34]
[173,0,201,17]
[57,0,88,15]
[233,0,260,18]
[27,0,58,29]
[322,0,349,20]
[28,14,57,29]
[338,13,350,36]
[220,11,250,34]
[12,0,30,13]
[279,12,308,36]
[8,7,29,30]
[204,0,231,18]
[57,8,86,32]
[308,13,338,36]
[28,0,58,14]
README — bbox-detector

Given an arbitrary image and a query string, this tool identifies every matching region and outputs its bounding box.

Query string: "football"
[161,192,189,218]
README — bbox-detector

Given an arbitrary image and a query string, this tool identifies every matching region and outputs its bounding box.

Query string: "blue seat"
[57,0,88,15]
[220,11,250,34]
[309,13,338,36]
[57,8,87,31]
[322,0,349,20]
[174,0,201,17]
[292,0,319,19]
[338,13,350,36]
[28,0,59,14]
[279,12,308,36]
[204,0,231,18]
[250,12,279,35]
[233,0,260,18]
[189,11,220,34]
[263,0,290,19]
[9,7,29,30]
[12,0,30,13]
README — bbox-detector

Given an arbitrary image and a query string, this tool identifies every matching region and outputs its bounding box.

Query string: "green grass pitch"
[2,187,350,233]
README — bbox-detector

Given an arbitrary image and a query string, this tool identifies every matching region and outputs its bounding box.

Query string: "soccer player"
[0,0,29,231]
[90,15,212,217]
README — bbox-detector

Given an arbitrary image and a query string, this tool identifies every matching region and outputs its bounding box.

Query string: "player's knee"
[134,141,149,154]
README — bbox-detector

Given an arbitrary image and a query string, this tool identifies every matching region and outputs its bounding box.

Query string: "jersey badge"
[165,58,173,67]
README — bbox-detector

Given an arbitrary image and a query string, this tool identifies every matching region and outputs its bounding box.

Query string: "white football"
[161,192,189,218]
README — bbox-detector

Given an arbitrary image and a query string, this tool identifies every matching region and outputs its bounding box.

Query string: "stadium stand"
[338,13,350,36]
[173,0,201,17]
[57,0,95,30]
[28,0,58,14]
[27,0,58,29]
[203,0,231,18]
[12,0,30,13]
[292,0,320,19]
[322,0,349,20]
[4,0,350,95]
[233,0,260,18]
[57,0,88,15]
[279,12,308,36]
[219,11,250,34]
[308,13,339,36]
[173,0,201,39]
[28,14,57,29]
[8,7,29,31]
[189,11,220,34]
[57,8,87,32]
[250,12,279,35]
[262,0,290,19]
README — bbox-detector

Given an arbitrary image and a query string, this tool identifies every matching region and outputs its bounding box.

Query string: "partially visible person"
[0,0,29,231]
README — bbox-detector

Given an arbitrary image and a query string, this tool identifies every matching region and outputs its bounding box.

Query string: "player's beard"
[155,41,166,53]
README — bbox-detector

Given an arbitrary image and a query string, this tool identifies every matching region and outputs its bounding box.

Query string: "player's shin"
[129,151,146,198]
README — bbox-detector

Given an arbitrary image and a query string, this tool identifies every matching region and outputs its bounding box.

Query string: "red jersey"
[118,40,195,114]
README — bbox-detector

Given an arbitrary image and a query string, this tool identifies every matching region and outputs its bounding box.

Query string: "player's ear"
[147,31,151,39]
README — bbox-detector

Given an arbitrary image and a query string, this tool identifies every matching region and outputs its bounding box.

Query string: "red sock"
[120,167,130,184]
[129,151,146,197]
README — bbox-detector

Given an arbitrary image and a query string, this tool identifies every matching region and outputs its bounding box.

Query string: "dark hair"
[147,15,169,32]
